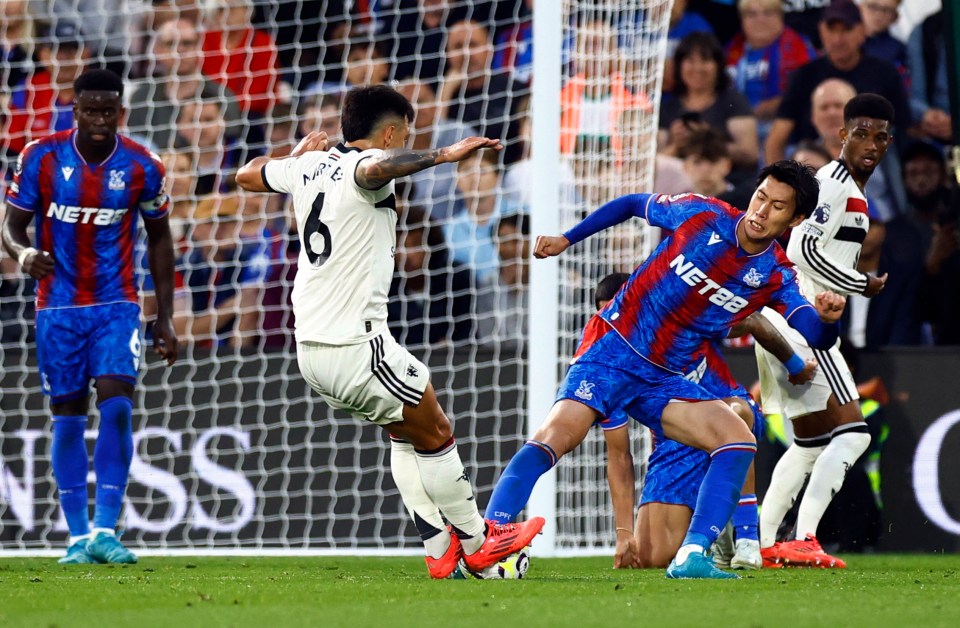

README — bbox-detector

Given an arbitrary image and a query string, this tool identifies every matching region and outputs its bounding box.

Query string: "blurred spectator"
[38,0,136,77]
[396,78,479,222]
[174,193,282,348]
[387,204,476,349]
[298,92,342,144]
[906,9,952,143]
[1,0,31,92]
[617,107,694,196]
[439,19,528,164]
[392,0,470,82]
[2,21,88,158]
[789,139,832,170]
[126,17,241,151]
[662,0,714,94]
[492,211,529,349]
[678,127,753,210]
[175,99,236,195]
[782,0,828,49]
[859,0,907,81]
[559,17,647,161]
[688,0,741,46]
[658,32,758,179]
[726,0,815,147]
[506,101,577,209]
[492,0,533,85]
[160,149,195,237]
[446,149,517,287]
[201,0,279,116]
[871,142,960,345]
[764,0,911,163]
[304,38,391,97]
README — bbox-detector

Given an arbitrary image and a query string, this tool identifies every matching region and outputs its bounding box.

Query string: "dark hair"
[901,140,945,167]
[678,127,729,161]
[594,272,630,310]
[844,93,895,125]
[497,212,530,237]
[341,85,414,142]
[673,32,729,99]
[756,160,820,219]
[74,68,124,97]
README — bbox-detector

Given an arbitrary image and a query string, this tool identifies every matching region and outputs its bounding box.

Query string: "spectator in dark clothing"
[388,205,476,349]
[907,9,952,143]
[764,0,911,163]
[859,0,907,83]
[869,142,960,346]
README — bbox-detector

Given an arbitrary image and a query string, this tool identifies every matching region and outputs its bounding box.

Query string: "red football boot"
[462,518,545,572]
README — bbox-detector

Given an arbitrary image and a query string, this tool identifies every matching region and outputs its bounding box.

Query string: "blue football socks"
[93,396,134,531]
[485,441,557,524]
[733,494,759,542]
[51,415,90,538]
[684,442,756,549]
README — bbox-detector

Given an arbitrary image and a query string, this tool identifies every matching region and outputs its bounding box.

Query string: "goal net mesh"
[0,0,669,553]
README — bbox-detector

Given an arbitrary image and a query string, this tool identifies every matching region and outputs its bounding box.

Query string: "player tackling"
[2,69,179,564]
[236,85,543,579]
[757,94,894,569]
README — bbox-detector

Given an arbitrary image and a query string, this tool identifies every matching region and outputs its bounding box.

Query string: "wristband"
[616,527,632,535]
[784,353,806,377]
[17,247,37,266]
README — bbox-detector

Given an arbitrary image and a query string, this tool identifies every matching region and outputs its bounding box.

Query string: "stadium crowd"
[0,0,956,355]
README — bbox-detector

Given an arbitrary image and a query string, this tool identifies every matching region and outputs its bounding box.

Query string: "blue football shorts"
[556,327,718,440]
[35,302,142,402]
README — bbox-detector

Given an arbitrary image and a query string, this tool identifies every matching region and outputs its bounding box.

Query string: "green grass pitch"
[2,554,959,627]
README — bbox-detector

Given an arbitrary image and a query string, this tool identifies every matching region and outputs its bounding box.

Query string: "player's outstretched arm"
[236,131,330,193]
[143,215,179,366]
[732,312,817,385]
[602,426,640,569]
[355,137,503,190]
[2,206,54,279]
[784,292,846,350]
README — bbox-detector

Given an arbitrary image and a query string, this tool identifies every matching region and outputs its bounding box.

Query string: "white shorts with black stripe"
[296,331,429,425]
[754,307,858,420]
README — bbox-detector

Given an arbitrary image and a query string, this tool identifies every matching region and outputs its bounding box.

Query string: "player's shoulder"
[655,192,735,217]
[23,130,72,157]
[816,160,855,188]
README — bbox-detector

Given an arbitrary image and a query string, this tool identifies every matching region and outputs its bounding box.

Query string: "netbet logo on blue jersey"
[46,202,128,225]
[669,253,749,313]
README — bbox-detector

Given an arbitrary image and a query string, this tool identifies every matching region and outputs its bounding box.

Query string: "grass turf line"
[1,554,959,627]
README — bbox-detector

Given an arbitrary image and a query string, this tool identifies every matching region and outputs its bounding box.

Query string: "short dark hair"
[341,85,414,142]
[74,68,124,97]
[789,140,833,165]
[497,212,529,237]
[673,32,729,99]
[678,128,730,161]
[594,272,630,310]
[756,160,820,219]
[844,93,894,125]
[901,140,944,167]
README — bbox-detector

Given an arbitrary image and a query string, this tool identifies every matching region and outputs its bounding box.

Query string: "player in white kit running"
[236,85,543,578]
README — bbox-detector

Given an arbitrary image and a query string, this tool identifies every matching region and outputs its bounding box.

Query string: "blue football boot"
[666,550,739,580]
[58,538,100,565]
[86,531,138,564]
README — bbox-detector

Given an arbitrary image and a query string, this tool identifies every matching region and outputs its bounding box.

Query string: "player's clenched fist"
[862,272,887,297]
[533,235,571,259]
[814,291,846,323]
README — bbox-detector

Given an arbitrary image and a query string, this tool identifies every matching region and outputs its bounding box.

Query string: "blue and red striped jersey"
[4,129,168,310]
[576,193,813,373]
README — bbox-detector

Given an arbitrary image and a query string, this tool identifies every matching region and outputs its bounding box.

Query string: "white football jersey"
[263,144,396,345]
[787,160,871,298]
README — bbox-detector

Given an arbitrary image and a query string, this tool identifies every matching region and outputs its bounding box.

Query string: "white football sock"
[389,439,449,559]
[795,424,871,540]
[759,438,826,547]
[415,440,486,555]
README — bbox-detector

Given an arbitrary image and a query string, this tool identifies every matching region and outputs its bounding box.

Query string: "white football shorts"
[297,330,430,425]
[754,307,858,420]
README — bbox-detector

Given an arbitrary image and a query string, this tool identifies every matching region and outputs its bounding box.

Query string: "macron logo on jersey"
[669,253,749,313]
[47,202,128,225]
[708,232,722,246]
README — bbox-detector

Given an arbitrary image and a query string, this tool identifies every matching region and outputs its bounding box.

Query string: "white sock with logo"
[759,439,826,547]
[415,440,486,555]
[389,439,449,559]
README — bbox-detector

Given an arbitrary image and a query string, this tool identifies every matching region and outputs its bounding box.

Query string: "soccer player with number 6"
[2,69,179,565]
[236,85,544,579]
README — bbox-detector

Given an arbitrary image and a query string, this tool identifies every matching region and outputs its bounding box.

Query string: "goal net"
[0,0,670,555]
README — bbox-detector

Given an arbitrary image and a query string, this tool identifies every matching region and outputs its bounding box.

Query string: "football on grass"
[462,546,531,579]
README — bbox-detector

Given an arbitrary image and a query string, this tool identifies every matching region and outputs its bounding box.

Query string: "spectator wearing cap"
[127,18,241,152]
[2,21,90,158]
[764,0,911,164]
